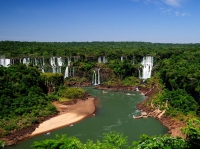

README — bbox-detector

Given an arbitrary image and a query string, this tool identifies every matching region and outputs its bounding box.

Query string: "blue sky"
[0,0,199,43]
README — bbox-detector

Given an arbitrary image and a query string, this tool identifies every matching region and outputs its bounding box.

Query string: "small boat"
[133,115,141,119]
[103,90,107,94]
[69,124,73,127]
[44,132,51,136]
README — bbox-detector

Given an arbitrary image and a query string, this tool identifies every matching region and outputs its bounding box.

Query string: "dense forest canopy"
[1,41,200,59]
[1,41,200,148]
[0,65,58,136]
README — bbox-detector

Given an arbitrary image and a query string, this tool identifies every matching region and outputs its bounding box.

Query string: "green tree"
[183,118,200,149]
[133,134,188,149]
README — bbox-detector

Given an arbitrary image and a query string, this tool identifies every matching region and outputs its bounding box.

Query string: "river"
[7,87,168,149]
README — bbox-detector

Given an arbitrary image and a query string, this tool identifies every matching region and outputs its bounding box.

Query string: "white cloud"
[160,7,172,14]
[132,0,185,7]
[174,11,189,16]
[163,0,183,7]
[159,7,189,17]
[131,0,189,17]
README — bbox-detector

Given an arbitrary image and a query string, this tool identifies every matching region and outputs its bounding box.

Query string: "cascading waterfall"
[52,67,57,73]
[57,57,63,73]
[92,69,101,85]
[67,57,71,66]
[50,57,57,73]
[23,57,30,66]
[92,71,94,84]
[5,59,10,67]
[50,57,56,66]
[98,57,101,63]
[98,68,100,85]
[57,57,63,66]
[42,57,45,66]
[22,58,26,64]
[64,66,69,78]
[103,56,107,63]
[40,58,45,73]
[0,58,11,67]
[92,70,97,85]
[34,58,38,66]
[121,56,123,62]
[139,56,153,80]
[0,59,3,66]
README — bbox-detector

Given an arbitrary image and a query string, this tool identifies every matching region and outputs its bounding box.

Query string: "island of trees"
[1,41,200,148]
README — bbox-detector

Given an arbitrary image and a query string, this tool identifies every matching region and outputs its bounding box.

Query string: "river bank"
[2,84,186,146]
[31,97,96,137]
[136,86,186,138]
[1,96,96,146]
[96,84,186,138]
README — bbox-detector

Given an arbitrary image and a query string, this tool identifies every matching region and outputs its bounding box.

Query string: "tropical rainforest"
[1,41,200,148]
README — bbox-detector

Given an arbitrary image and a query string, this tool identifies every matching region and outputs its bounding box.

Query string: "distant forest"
[1,41,200,59]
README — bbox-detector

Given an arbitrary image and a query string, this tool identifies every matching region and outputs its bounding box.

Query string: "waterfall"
[98,56,101,63]
[68,61,71,66]
[0,58,11,67]
[0,59,3,66]
[35,58,38,66]
[42,57,45,66]
[92,71,94,84]
[67,57,71,66]
[64,66,69,78]
[57,66,61,73]
[41,67,45,73]
[23,58,30,66]
[5,59,10,67]
[50,57,56,73]
[52,66,56,73]
[56,57,62,73]
[93,70,97,85]
[98,68,101,85]
[50,57,56,66]
[139,56,153,80]
[23,58,26,65]
[103,56,107,63]
[121,56,123,62]
[57,57,63,66]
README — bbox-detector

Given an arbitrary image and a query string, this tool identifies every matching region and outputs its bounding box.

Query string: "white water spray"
[64,66,69,78]
[98,68,101,85]
[139,56,153,80]
[93,70,97,85]
[0,58,11,67]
